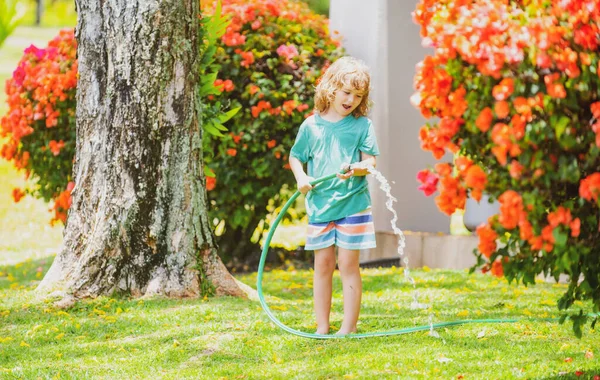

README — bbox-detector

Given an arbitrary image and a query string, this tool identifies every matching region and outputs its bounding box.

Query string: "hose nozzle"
[341,163,353,173]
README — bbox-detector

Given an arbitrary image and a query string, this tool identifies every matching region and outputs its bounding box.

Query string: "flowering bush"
[1,29,77,224]
[413,0,599,334]
[1,7,233,227]
[201,0,343,263]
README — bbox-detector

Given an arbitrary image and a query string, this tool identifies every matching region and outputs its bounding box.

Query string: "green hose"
[256,172,558,339]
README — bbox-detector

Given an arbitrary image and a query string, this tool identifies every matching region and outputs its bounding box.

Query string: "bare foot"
[335,328,357,336]
[316,328,329,335]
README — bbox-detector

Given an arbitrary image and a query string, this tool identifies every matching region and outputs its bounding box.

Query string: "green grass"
[0,258,598,379]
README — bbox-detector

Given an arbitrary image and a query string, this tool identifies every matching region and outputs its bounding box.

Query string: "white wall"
[330,0,449,233]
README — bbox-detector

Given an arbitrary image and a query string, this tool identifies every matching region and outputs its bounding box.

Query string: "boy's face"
[331,85,363,118]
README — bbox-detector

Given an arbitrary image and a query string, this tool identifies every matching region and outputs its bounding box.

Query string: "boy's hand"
[337,163,354,180]
[297,176,314,194]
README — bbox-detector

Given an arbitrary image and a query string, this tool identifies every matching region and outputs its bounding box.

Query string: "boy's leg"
[336,247,361,334]
[313,245,336,334]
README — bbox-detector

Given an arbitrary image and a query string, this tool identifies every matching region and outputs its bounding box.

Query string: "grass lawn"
[0,257,598,379]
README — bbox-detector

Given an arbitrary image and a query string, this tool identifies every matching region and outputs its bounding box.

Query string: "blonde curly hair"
[314,56,372,118]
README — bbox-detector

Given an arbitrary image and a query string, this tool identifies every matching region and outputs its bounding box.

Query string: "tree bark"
[38,0,245,299]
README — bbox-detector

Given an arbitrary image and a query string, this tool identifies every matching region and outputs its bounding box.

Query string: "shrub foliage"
[413,0,600,335]
[201,0,343,263]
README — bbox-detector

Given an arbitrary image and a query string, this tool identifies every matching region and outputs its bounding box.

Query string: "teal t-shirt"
[290,114,380,223]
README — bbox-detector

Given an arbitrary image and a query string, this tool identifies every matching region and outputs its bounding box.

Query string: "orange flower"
[498,190,523,230]
[434,162,452,176]
[282,100,297,115]
[544,73,566,99]
[12,188,26,203]
[206,176,216,191]
[248,84,260,95]
[48,140,65,156]
[222,79,235,92]
[490,259,504,277]
[226,148,237,157]
[519,218,533,241]
[50,182,74,225]
[296,103,309,112]
[509,160,524,179]
[528,236,543,250]
[446,86,468,118]
[434,175,466,215]
[570,218,580,238]
[476,223,498,259]
[512,97,531,119]
[580,173,600,202]
[475,107,493,132]
[267,139,277,149]
[547,206,572,228]
[541,225,555,245]
[238,50,255,68]
[230,132,243,144]
[492,78,514,101]
[494,100,510,119]
[454,156,473,174]
[464,165,487,199]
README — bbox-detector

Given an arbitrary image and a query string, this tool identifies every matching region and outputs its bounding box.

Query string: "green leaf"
[204,122,225,137]
[212,121,228,131]
[218,106,241,123]
[204,166,216,177]
[553,229,567,247]
[554,116,569,140]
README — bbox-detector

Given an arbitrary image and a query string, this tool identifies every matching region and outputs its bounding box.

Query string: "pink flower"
[276,44,299,60]
[24,45,46,60]
[417,169,439,196]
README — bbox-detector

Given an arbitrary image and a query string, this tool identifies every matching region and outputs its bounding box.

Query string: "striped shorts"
[305,209,376,251]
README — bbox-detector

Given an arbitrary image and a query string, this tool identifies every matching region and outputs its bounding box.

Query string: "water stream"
[365,166,439,337]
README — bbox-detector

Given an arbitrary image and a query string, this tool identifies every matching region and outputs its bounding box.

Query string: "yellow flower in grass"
[457,310,469,317]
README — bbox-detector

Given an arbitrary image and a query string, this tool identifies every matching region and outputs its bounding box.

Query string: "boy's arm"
[338,152,377,179]
[353,152,377,176]
[289,156,313,194]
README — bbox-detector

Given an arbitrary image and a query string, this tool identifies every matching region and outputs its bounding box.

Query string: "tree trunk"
[36,0,43,26]
[38,0,245,299]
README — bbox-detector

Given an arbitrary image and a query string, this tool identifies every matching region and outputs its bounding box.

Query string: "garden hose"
[255,171,563,339]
